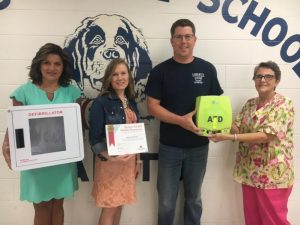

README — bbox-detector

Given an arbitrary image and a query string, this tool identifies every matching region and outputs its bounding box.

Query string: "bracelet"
[233,133,238,142]
[136,160,143,164]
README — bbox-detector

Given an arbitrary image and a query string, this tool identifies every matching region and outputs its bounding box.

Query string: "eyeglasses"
[172,34,194,41]
[254,74,275,81]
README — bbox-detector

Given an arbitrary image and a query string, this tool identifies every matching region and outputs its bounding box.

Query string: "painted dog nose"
[103,49,120,59]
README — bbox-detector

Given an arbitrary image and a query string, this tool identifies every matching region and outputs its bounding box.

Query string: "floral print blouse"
[233,93,294,189]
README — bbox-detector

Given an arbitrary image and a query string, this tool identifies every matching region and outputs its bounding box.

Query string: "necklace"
[121,96,129,109]
[39,85,59,94]
[45,90,55,94]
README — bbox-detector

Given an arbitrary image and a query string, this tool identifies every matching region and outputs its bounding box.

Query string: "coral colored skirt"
[92,156,137,208]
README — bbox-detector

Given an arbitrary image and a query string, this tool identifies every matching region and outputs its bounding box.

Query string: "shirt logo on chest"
[192,73,205,84]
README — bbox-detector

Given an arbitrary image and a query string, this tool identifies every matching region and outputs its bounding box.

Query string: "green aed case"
[195,96,232,136]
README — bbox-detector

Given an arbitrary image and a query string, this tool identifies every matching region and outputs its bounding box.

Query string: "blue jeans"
[157,144,209,225]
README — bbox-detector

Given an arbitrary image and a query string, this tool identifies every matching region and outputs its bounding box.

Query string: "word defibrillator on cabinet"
[7,103,84,171]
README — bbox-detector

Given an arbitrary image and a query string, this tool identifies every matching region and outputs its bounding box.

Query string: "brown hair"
[170,19,196,37]
[100,58,136,100]
[28,43,72,86]
[253,61,281,81]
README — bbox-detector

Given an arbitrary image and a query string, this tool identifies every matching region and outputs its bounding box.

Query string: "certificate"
[105,123,148,156]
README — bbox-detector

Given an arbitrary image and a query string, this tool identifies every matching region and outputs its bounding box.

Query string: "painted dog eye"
[90,35,104,46]
[115,35,128,47]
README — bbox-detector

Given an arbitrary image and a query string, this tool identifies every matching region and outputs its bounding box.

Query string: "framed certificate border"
[105,123,148,156]
[7,103,84,171]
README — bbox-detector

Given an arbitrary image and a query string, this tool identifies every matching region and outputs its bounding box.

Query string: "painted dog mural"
[64,14,153,127]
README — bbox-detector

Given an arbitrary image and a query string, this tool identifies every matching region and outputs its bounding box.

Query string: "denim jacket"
[89,93,140,154]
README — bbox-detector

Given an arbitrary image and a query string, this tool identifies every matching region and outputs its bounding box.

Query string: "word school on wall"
[2,0,300,78]
[197,0,300,78]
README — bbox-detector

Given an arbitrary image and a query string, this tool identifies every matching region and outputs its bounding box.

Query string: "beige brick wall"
[0,0,299,224]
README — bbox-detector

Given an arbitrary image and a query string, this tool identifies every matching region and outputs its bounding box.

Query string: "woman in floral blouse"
[209,61,294,225]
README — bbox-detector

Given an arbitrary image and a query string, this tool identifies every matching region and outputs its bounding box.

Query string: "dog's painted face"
[64,14,153,125]
[64,14,152,99]
[82,17,129,89]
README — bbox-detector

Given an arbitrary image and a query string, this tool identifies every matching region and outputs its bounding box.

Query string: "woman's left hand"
[208,133,228,143]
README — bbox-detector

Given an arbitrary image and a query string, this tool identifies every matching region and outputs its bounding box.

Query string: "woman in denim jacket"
[89,58,141,225]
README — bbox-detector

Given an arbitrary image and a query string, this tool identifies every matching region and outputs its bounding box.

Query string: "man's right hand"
[179,110,200,135]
